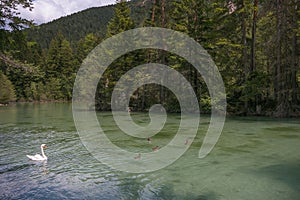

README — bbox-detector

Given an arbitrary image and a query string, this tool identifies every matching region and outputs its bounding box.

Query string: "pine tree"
[76,33,101,63]
[45,33,77,100]
[97,0,135,110]
[106,0,135,37]
[170,0,231,112]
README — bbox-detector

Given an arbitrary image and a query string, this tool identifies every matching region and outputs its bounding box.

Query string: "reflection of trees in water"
[39,161,49,175]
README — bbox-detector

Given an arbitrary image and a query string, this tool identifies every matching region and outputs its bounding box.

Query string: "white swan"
[27,144,48,161]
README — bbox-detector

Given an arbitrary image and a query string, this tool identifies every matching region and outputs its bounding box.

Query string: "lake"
[0,103,300,199]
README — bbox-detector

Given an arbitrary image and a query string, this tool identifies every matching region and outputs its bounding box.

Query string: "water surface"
[0,103,299,199]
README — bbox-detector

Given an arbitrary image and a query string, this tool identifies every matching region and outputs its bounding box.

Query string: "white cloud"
[19,0,116,24]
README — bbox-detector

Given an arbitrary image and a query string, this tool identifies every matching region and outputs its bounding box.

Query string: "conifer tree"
[77,33,101,63]
[106,0,135,37]
[45,33,77,100]
[97,0,135,110]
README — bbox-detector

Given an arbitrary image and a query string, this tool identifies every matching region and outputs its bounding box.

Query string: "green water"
[0,103,299,199]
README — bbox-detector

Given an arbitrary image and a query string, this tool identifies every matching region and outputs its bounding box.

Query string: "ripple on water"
[1,106,300,199]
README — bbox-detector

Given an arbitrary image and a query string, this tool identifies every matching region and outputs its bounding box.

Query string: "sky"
[19,0,117,25]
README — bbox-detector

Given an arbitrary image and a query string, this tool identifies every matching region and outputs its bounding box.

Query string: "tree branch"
[0,52,33,72]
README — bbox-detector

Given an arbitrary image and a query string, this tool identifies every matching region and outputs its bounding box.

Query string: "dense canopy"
[0,0,299,117]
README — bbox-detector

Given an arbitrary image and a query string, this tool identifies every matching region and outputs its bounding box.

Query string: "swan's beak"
[43,145,48,149]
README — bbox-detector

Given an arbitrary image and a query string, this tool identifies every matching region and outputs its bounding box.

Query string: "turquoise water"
[0,103,299,199]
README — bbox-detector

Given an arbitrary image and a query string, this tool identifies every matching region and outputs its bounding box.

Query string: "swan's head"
[41,144,47,149]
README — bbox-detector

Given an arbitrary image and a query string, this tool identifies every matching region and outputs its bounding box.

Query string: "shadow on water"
[0,163,35,175]
[155,184,220,200]
[255,162,300,192]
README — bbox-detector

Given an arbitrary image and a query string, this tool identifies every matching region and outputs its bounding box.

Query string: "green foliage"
[45,33,78,100]
[76,33,101,62]
[0,0,299,116]
[4,64,43,101]
[25,5,114,49]
[106,0,135,37]
[0,0,33,30]
[95,0,136,110]
[240,71,271,102]
[0,71,16,103]
[44,78,64,100]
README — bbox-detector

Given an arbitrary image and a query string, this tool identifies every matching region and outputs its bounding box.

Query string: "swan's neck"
[41,146,46,158]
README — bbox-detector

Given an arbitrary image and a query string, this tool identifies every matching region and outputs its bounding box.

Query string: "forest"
[0,0,299,117]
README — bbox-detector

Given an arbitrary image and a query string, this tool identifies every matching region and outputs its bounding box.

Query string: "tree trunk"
[251,0,259,113]
[274,0,294,117]
[241,0,248,112]
[250,0,258,72]
[291,0,298,106]
[161,0,165,28]
[151,0,156,23]
[275,0,282,104]
[159,0,166,105]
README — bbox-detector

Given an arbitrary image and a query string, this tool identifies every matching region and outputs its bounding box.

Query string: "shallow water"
[0,103,299,199]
